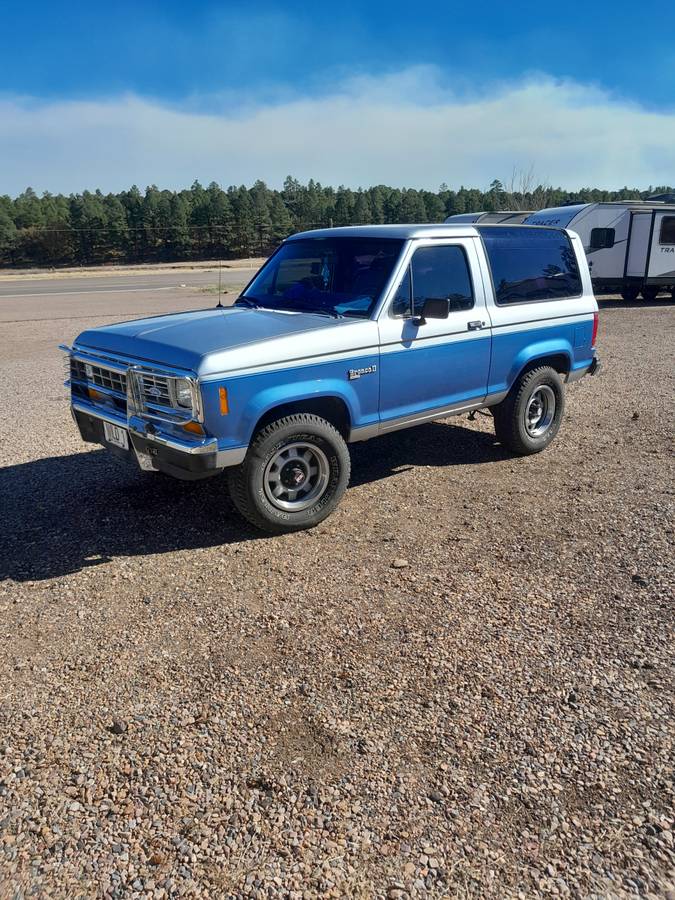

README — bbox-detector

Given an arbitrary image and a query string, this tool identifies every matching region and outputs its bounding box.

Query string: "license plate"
[103,422,129,450]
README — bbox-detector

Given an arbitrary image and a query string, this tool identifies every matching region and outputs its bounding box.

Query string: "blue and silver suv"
[61,224,600,532]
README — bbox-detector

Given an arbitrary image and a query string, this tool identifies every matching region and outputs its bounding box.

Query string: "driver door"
[377,239,491,428]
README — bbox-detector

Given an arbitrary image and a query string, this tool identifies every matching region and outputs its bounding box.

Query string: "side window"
[659,216,675,245]
[590,227,615,250]
[391,245,474,316]
[479,226,582,305]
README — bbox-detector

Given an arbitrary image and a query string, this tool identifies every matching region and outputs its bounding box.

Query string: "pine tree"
[0,205,18,263]
[269,194,293,245]
[353,191,372,224]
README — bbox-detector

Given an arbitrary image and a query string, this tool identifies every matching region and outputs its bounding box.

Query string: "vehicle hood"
[75,306,377,376]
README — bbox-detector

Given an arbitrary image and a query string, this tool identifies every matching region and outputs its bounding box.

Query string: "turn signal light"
[219,387,229,415]
[183,421,205,436]
[87,387,103,401]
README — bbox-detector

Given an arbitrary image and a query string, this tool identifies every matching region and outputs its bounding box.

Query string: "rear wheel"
[228,414,351,533]
[641,286,660,302]
[493,366,565,455]
[621,285,640,302]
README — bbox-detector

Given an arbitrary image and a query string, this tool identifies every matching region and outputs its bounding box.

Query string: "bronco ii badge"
[348,364,377,381]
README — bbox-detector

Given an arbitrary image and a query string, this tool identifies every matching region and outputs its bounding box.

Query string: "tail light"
[591,312,599,348]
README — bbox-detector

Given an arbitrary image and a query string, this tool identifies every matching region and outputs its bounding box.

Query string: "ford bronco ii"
[61,224,601,533]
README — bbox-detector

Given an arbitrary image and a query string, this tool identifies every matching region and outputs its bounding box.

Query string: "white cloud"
[1,68,674,195]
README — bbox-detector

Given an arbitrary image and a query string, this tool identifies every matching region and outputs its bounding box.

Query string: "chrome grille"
[138,373,172,408]
[65,350,196,422]
[70,359,127,395]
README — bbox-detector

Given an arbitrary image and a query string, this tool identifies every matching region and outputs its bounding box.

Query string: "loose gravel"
[0,292,673,898]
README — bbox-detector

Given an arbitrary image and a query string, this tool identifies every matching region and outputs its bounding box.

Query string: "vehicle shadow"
[1,420,504,582]
[349,418,506,487]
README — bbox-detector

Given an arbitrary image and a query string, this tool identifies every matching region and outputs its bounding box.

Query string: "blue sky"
[1,0,674,193]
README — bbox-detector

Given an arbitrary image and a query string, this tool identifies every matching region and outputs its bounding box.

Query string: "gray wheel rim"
[263,441,330,512]
[525,385,556,437]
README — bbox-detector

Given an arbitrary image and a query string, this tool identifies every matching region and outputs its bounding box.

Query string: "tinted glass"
[590,227,615,250]
[391,267,412,316]
[659,217,675,245]
[392,244,473,316]
[242,237,404,318]
[479,227,582,304]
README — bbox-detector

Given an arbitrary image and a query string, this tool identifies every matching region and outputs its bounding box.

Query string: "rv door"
[646,211,675,281]
[625,212,652,278]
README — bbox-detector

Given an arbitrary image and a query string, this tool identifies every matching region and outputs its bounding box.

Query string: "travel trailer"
[445,211,532,225]
[524,202,675,301]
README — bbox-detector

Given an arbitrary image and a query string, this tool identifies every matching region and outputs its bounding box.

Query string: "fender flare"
[506,339,573,390]
[239,378,365,445]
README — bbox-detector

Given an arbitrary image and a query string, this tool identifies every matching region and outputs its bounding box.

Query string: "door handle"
[467,320,484,330]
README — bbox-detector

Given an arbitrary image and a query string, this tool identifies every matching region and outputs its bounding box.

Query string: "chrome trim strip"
[380,399,487,433]
[349,391,508,441]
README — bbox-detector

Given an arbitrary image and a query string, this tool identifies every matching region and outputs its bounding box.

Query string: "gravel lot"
[0,283,673,899]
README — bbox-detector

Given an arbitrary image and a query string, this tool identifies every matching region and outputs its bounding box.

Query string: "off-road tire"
[621,286,640,303]
[640,286,660,302]
[493,366,565,455]
[228,414,351,533]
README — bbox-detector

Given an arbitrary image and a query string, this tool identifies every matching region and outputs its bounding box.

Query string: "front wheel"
[641,286,660,302]
[228,414,351,533]
[493,366,565,455]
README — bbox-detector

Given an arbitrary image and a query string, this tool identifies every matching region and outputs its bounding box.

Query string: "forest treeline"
[1,177,671,268]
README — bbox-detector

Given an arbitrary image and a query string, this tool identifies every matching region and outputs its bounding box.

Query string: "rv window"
[659,217,675,245]
[590,228,615,250]
[478,227,582,305]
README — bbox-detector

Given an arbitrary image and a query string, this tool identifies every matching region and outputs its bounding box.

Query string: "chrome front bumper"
[71,397,246,480]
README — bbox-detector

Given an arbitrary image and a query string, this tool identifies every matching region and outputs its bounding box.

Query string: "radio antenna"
[216,260,224,308]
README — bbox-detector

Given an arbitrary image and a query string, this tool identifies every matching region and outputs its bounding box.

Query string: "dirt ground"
[0,285,673,899]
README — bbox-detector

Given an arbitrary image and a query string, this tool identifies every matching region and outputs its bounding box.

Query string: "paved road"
[0,268,259,324]
[0,268,256,298]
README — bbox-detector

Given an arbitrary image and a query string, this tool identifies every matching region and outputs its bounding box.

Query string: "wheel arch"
[249,391,353,442]
[507,344,572,391]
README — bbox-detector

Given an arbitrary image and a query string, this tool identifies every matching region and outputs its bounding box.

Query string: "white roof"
[288,224,479,241]
[288,222,570,242]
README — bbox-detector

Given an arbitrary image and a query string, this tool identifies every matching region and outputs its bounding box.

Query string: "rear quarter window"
[478,227,582,305]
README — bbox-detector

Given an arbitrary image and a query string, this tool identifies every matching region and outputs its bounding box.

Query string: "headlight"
[174,378,193,408]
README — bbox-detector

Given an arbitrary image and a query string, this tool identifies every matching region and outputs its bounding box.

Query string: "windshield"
[240,237,405,318]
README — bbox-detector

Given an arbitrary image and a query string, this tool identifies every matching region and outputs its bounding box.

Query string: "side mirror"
[414,297,449,326]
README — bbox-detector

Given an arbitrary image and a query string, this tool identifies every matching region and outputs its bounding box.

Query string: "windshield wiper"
[300,306,343,319]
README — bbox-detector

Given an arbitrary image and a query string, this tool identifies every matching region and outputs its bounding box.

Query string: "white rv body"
[444,211,533,224]
[524,202,675,299]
